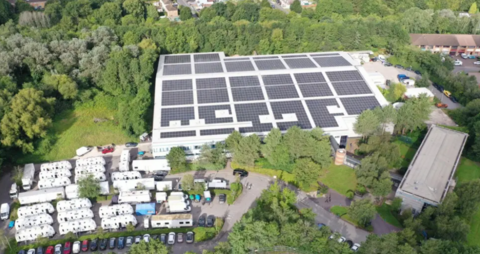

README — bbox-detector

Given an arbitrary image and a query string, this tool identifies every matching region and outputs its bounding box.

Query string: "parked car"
[37,247,44,254]
[126,236,134,247]
[454,60,463,66]
[109,238,116,249]
[338,237,346,243]
[186,232,194,244]
[352,243,361,252]
[135,236,142,244]
[414,70,422,75]
[384,62,393,67]
[99,239,107,251]
[177,233,184,243]
[461,53,468,58]
[468,55,476,59]
[397,74,408,81]
[118,237,125,249]
[345,240,353,248]
[143,234,150,243]
[125,142,138,147]
[72,241,80,254]
[19,250,25,254]
[27,249,35,254]
[207,215,215,227]
[63,242,71,254]
[474,61,480,65]
[198,215,206,227]
[89,239,98,251]
[54,244,62,254]
[160,234,167,244]
[394,64,404,69]
[102,146,114,154]
[168,232,176,245]
[81,240,88,252]
[450,96,458,103]
[436,103,448,108]
[45,246,54,254]
[444,90,452,97]
[219,194,226,204]
[233,169,248,177]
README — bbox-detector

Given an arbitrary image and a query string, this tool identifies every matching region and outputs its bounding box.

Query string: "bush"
[10,201,20,220]
[193,227,217,242]
[391,197,402,212]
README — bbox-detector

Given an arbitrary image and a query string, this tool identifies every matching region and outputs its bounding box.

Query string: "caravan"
[57,208,94,223]
[21,164,35,190]
[40,161,72,171]
[57,198,92,213]
[111,171,141,181]
[39,169,72,180]
[65,182,110,199]
[99,204,134,219]
[150,214,193,228]
[74,172,106,183]
[18,203,55,217]
[119,150,131,171]
[15,214,54,230]
[76,157,106,167]
[101,215,137,230]
[132,159,170,173]
[167,202,191,213]
[16,225,55,242]
[75,165,106,175]
[113,178,155,192]
[155,181,173,191]
[38,177,71,189]
[59,219,96,235]
[118,191,151,204]
[18,188,65,205]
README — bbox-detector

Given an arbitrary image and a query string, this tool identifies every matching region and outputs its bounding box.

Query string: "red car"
[46,246,54,254]
[81,240,89,252]
[102,147,114,154]
[63,242,71,254]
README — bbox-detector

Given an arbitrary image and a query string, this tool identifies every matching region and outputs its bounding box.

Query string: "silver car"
[168,232,176,245]
[177,233,184,243]
[54,244,62,254]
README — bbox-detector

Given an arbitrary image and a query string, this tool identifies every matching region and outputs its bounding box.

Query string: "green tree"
[284,126,308,160]
[122,0,145,19]
[293,158,320,190]
[386,83,406,102]
[307,128,332,168]
[0,0,13,25]
[454,179,480,219]
[96,226,104,238]
[198,143,226,169]
[415,72,430,88]
[11,166,22,186]
[126,223,135,232]
[261,0,271,8]
[228,217,280,254]
[395,95,432,134]
[262,128,282,162]
[371,172,393,201]
[166,147,187,171]
[128,238,168,254]
[356,153,388,188]
[181,174,194,191]
[290,0,302,13]
[65,231,77,240]
[226,131,242,153]
[354,109,380,139]
[14,0,33,13]
[180,6,192,21]
[78,174,101,199]
[348,199,376,227]
[233,134,261,167]
[469,2,478,14]
[42,74,78,99]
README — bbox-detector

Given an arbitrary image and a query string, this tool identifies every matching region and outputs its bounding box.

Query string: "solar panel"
[199,105,233,124]
[305,99,343,128]
[270,100,311,130]
[162,79,193,91]
[282,55,308,58]
[195,63,224,74]
[197,89,229,104]
[253,56,278,60]
[225,61,255,72]
[262,74,294,86]
[326,71,363,82]
[294,72,326,84]
[298,83,333,97]
[284,58,317,69]
[164,55,191,64]
[332,81,372,95]
[160,107,195,127]
[254,60,286,70]
[231,87,265,102]
[224,58,250,61]
[163,64,192,76]
[313,57,351,67]
[340,96,380,115]
[200,128,235,136]
[196,78,227,90]
[194,53,220,62]
[235,103,273,133]
[161,91,193,106]
[161,131,196,138]
[229,76,260,88]
[310,53,340,57]
[265,85,299,100]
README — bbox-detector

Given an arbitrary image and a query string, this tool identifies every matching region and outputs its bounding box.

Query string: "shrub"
[193,227,216,242]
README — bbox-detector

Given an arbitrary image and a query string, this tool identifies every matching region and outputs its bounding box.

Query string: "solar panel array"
[156,52,384,140]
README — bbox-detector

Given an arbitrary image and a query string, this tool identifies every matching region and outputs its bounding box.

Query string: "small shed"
[135,203,156,215]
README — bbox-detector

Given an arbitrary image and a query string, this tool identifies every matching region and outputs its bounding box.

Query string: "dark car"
[414,70,422,75]
[81,240,88,252]
[109,238,116,249]
[154,174,164,181]
[384,62,393,67]
[394,64,404,69]
[99,239,107,251]
[118,237,125,249]
[37,247,44,254]
[450,96,458,103]
[405,67,413,71]
[198,215,206,227]
[152,235,159,241]
[18,251,25,254]
[125,142,138,147]
[233,169,248,177]
[345,240,354,248]
[160,234,167,244]
[438,85,445,92]
[219,194,226,204]
[186,232,194,244]
[206,215,215,227]
[89,239,98,251]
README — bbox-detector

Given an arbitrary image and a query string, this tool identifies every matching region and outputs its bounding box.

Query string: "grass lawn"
[318,164,357,196]
[395,141,418,168]
[330,205,374,232]
[468,209,480,246]
[376,203,402,228]
[18,103,135,163]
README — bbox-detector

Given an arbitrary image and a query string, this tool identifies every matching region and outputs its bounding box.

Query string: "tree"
[290,0,302,13]
[128,238,168,254]
[307,128,332,168]
[1,88,55,153]
[126,223,135,232]
[354,109,379,138]
[0,0,13,25]
[261,0,271,8]
[11,166,22,186]
[198,143,227,169]
[65,231,77,240]
[97,226,104,238]
[293,158,321,189]
[348,199,376,227]
[180,6,192,21]
[226,131,242,153]
[166,147,187,170]
[454,179,480,219]
[122,0,145,19]
[215,217,224,233]
[78,174,101,199]
[262,128,284,164]
[233,134,261,167]
[356,153,388,188]
[284,126,308,159]
[371,172,393,201]
[181,174,194,191]
[469,2,478,14]
[386,83,407,102]
[42,74,78,99]
[395,95,432,134]
[415,72,430,88]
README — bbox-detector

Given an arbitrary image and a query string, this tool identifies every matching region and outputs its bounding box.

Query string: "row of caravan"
[59,218,96,235]
[76,157,106,167]
[57,198,92,213]
[58,208,94,223]
[40,161,72,172]
[75,165,105,175]
[101,215,137,230]
[39,169,71,180]
[38,177,71,190]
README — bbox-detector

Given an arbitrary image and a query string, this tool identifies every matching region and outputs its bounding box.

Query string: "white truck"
[118,191,151,204]
[150,214,193,228]
[38,177,71,189]
[132,159,170,172]
[59,218,96,235]
[18,187,65,205]
[113,178,155,192]
[22,163,35,190]
[101,214,137,230]
[15,214,54,230]
[76,146,92,157]
[0,203,10,220]
[207,179,228,189]
[10,183,18,199]
[16,225,55,242]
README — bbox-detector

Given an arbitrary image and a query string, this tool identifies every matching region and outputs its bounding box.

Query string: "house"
[26,0,47,9]
[159,0,178,18]
[410,33,480,56]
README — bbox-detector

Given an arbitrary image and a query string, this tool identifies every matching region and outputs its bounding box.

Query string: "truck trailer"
[18,187,65,205]
[22,163,35,190]
[150,214,193,228]
[132,159,170,172]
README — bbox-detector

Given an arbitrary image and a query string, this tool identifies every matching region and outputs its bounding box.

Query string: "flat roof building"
[410,33,480,56]
[396,125,468,213]
[152,52,389,158]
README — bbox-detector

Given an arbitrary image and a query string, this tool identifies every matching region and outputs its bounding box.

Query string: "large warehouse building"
[396,125,468,214]
[151,52,388,158]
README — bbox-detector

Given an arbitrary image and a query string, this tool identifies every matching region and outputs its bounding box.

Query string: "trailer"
[57,198,92,213]
[119,161,129,172]
[18,187,65,205]
[38,177,71,189]
[167,201,191,213]
[121,150,130,162]
[113,178,155,192]
[132,159,170,172]
[111,171,141,181]
[156,181,173,191]
[76,157,106,167]
[16,225,55,242]
[16,214,54,230]
[119,150,130,171]
[99,204,134,219]
[57,208,94,223]
[40,161,72,172]
[74,172,106,183]
[59,218,96,235]
[22,163,35,190]
[150,214,193,228]
[101,214,137,230]
[74,165,105,175]
[156,192,167,203]
[39,169,72,180]
[18,203,55,218]
[117,191,151,204]
[65,181,110,199]
[207,179,228,189]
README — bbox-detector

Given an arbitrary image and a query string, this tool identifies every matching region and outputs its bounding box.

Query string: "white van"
[1,203,10,220]
[10,183,18,199]
[454,60,463,66]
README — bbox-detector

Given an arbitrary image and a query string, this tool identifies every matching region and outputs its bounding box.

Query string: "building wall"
[416,45,480,56]
[395,188,439,214]
[28,1,46,9]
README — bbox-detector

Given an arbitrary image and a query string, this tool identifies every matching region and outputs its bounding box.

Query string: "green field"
[376,203,402,228]
[318,164,357,196]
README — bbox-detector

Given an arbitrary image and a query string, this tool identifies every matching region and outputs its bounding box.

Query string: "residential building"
[410,33,480,56]
[159,0,178,18]
[395,125,468,214]
[151,51,389,158]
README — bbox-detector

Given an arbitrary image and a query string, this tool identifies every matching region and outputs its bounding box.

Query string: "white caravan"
[119,161,129,172]
[156,192,167,203]
[22,163,35,190]
[57,198,92,213]
[118,191,151,204]
[207,179,228,189]
[38,177,71,189]
[99,204,134,219]
[155,181,173,191]
[39,169,72,180]
[111,171,141,181]
[18,187,65,205]
[18,203,55,218]
[16,214,54,230]
[65,181,110,199]
[16,225,55,242]
[40,161,72,171]
[75,165,105,175]
[119,150,131,171]
[74,172,106,183]
[132,159,170,172]
[121,150,130,162]
[101,215,137,230]
[59,218,96,235]
[76,157,106,167]
[57,208,94,223]
[150,214,193,228]
[113,178,155,192]
[167,201,191,213]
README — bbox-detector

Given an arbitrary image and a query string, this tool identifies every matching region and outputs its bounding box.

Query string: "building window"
[165,222,169,225]
[469,46,476,48]
[452,46,458,49]
[179,222,184,224]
